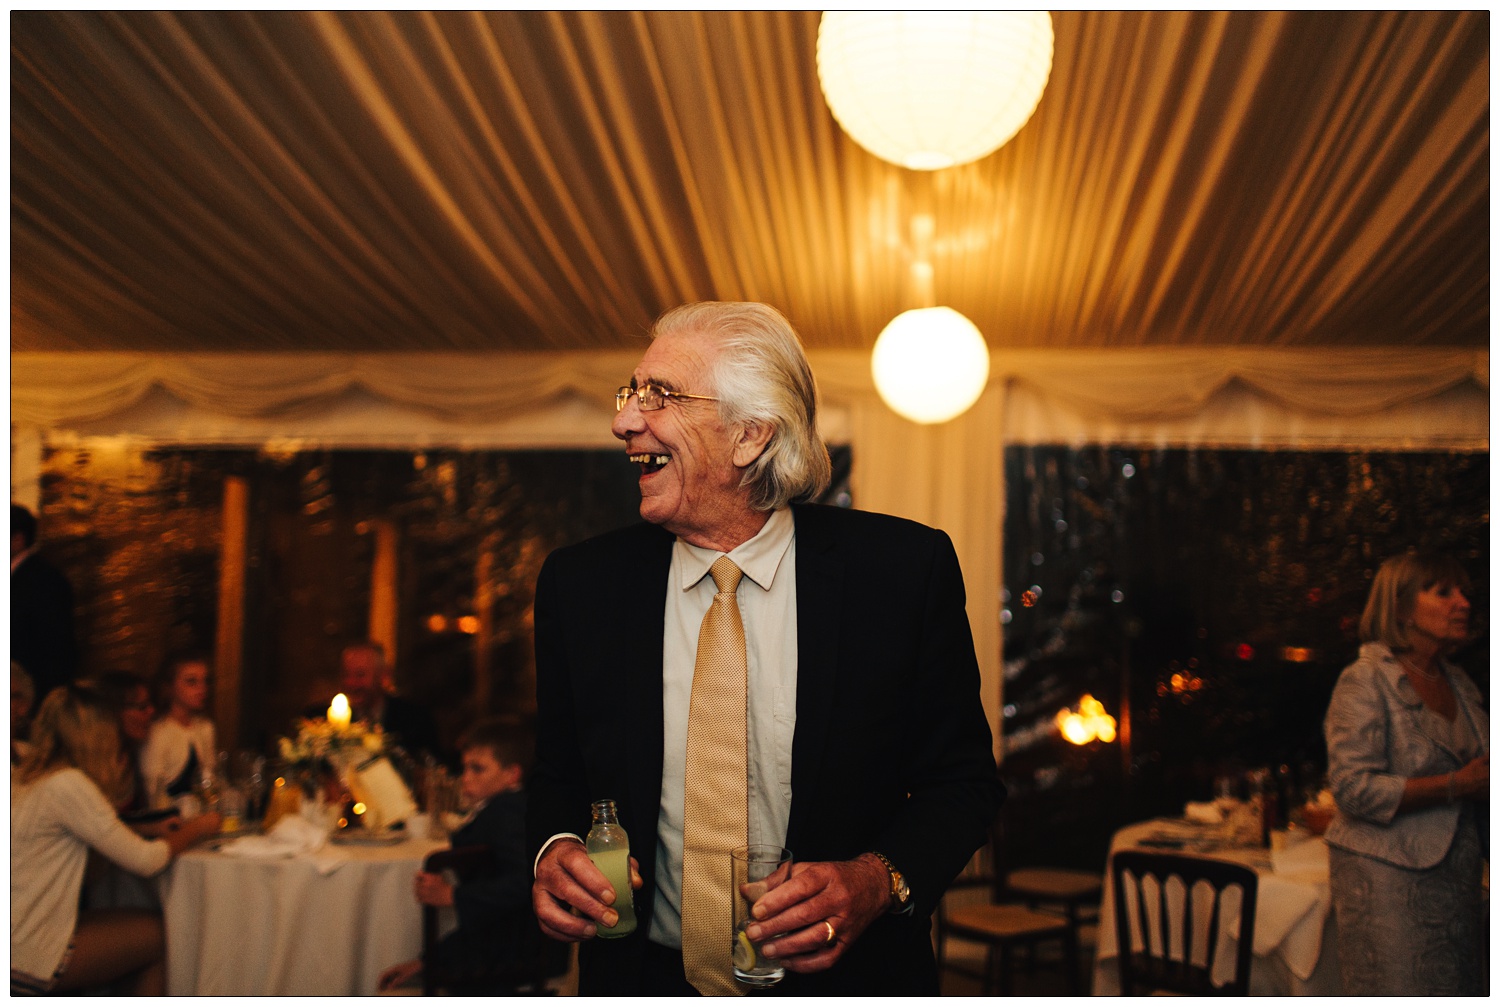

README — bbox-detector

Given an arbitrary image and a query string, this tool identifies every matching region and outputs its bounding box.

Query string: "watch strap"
[869,850,911,912]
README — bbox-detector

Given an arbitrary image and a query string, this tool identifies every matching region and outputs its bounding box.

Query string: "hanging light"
[871,307,990,424]
[816,11,1054,170]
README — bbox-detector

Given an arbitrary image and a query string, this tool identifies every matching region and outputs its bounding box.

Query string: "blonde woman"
[11,684,220,995]
[1323,551,1488,995]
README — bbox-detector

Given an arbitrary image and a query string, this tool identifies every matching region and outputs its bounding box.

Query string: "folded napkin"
[219,814,348,875]
[1183,801,1225,824]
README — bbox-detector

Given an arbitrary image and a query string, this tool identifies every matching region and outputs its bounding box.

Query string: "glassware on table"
[234,751,268,822]
[731,845,793,987]
[263,774,302,829]
[419,763,461,839]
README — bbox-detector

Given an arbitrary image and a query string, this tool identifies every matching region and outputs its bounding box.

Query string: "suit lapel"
[787,506,843,851]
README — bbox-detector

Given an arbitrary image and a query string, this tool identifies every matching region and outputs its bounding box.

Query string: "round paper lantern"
[817,11,1054,170]
[871,307,990,424]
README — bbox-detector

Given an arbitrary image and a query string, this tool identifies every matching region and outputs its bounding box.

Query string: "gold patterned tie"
[680,556,749,996]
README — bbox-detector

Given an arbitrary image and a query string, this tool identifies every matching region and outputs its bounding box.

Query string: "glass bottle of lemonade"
[585,799,637,937]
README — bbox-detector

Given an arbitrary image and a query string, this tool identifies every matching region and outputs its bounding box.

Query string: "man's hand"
[742,855,890,972]
[531,838,643,942]
[414,870,455,908]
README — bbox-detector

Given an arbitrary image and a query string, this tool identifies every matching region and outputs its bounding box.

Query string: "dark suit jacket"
[11,552,79,700]
[528,503,1003,995]
[431,789,533,985]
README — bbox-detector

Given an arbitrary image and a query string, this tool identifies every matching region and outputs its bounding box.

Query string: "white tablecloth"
[1092,819,1342,996]
[160,836,446,995]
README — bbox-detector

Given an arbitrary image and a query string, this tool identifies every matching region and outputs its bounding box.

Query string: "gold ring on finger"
[822,920,837,945]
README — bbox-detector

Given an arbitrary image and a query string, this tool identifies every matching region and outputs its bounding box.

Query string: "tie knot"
[710,556,743,595]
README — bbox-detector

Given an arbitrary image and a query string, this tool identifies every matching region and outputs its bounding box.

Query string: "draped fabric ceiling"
[9,10,1489,353]
[9,11,1490,749]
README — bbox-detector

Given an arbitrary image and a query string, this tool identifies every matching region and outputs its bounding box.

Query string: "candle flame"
[328,693,352,728]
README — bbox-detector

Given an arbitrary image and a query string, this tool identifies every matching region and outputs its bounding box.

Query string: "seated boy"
[378,717,532,993]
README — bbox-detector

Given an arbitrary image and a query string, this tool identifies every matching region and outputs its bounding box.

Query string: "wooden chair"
[1006,865,1103,954]
[936,827,1080,995]
[420,845,568,996]
[1109,850,1259,996]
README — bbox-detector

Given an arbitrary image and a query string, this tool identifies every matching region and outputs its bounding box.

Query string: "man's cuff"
[533,833,584,876]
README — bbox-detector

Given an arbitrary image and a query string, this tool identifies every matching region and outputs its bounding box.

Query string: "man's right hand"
[532,838,642,942]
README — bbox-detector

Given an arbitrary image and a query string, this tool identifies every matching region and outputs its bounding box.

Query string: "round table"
[1091,818,1341,995]
[160,836,446,995]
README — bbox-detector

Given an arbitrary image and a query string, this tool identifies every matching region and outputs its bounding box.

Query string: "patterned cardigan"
[1323,642,1488,869]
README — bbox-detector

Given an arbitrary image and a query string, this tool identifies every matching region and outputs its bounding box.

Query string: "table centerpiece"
[270,694,417,833]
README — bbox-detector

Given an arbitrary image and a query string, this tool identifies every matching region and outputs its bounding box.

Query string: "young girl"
[11,684,220,995]
[139,653,217,809]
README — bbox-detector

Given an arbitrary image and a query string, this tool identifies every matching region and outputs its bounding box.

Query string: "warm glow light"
[1057,712,1091,745]
[1056,693,1117,746]
[456,615,480,635]
[425,613,448,633]
[817,11,1054,170]
[328,693,352,728]
[871,307,990,423]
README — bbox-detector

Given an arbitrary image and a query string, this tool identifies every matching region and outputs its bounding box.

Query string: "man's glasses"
[615,383,719,412]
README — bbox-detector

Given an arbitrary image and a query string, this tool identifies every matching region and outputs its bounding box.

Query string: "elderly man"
[528,301,1001,995]
[314,641,443,763]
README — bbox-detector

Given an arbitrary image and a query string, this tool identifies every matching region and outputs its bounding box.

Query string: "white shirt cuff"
[534,832,584,876]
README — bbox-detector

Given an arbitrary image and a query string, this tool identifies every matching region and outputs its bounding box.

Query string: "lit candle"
[328,693,352,729]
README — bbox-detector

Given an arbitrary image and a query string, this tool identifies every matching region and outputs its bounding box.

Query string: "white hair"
[649,301,832,511]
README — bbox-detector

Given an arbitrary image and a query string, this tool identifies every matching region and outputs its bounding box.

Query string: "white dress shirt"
[648,505,798,948]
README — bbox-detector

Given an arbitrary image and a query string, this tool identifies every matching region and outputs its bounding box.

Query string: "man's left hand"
[742,854,890,972]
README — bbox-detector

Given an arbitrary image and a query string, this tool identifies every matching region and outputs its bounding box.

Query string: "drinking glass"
[731,845,793,987]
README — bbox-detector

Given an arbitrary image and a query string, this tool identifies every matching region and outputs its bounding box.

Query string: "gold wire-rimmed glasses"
[615,383,720,412]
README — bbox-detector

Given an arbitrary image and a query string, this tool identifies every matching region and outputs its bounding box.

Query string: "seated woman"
[78,671,171,911]
[78,670,156,815]
[378,718,533,993]
[11,684,220,995]
[139,652,216,809]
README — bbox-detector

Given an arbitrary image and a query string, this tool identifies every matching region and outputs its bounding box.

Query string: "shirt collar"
[674,506,795,594]
[1361,641,1450,708]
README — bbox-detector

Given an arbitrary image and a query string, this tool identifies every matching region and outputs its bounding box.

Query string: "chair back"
[1109,850,1258,996]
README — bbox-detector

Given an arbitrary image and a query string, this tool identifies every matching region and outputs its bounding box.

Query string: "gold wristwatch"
[870,851,912,913]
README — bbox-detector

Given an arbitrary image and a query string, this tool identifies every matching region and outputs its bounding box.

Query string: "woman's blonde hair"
[1359,550,1472,652]
[17,684,128,804]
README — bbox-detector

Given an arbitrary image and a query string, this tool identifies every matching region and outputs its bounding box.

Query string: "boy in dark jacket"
[379,718,534,993]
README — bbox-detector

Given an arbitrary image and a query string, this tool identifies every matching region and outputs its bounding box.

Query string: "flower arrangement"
[276,716,385,793]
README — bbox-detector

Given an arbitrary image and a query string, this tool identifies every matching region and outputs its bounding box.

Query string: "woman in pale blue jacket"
[1324,551,1487,995]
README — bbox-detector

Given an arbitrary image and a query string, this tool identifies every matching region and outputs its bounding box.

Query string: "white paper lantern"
[871,307,991,424]
[817,11,1054,170]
